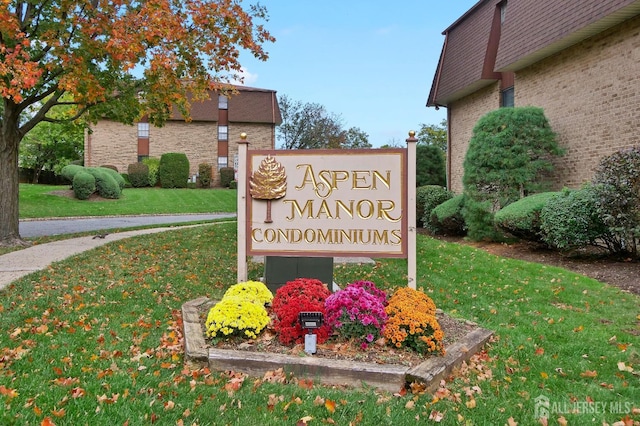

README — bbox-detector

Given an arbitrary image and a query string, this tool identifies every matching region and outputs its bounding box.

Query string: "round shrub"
[494,192,560,242]
[271,278,331,346]
[198,163,213,188]
[223,281,273,306]
[428,194,467,235]
[100,165,118,172]
[592,146,640,256]
[128,162,150,188]
[417,185,454,229]
[87,167,121,199]
[540,186,609,251]
[99,166,126,190]
[159,152,189,188]
[205,296,270,339]
[383,288,444,355]
[60,164,85,184]
[143,157,160,186]
[324,281,387,349]
[72,171,96,200]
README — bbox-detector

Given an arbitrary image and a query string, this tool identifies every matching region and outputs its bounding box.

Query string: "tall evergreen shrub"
[462,106,563,240]
[159,153,190,188]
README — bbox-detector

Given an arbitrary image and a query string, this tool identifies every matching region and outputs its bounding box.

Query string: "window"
[138,122,149,138]
[218,125,228,140]
[501,86,514,107]
[500,1,507,25]
[218,156,228,169]
[218,95,228,110]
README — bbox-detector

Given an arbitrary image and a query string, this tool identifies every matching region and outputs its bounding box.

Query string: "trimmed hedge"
[60,164,85,184]
[220,167,235,188]
[540,187,608,251]
[417,185,453,229]
[159,153,189,188]
[428,194,467,236]
[494,192,560,242]
[198,163,213,188]
[87,167,122,199]
[128,162,150,188]
[100,166,126,190]
[72,171,96,200]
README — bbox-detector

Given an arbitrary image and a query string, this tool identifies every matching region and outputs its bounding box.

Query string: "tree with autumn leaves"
[0,0,274,247]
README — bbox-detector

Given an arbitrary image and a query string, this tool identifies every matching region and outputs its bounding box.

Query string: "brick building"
[427,0,640,193]
[85,86,282,184]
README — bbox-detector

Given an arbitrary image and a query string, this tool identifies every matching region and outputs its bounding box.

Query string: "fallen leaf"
[557,415,568,426]
[297,415,313,425]
[507,417,518,426]
[41,418,56,426]
[465,398,476,409]
[580,370,597,378]
[325,399,336,413]
[405,400,415,410]
[298,378,313,390]
[428,410,444,422]
[617,362,633,372]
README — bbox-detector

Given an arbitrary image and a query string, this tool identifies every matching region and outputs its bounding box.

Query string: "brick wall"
[448,15,640,192]
[85,121,137,172]
[449,83,501,193]
[516,14,640,189]
[85,120,276,186]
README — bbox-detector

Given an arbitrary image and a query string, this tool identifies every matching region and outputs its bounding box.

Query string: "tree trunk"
[0,119,28,247]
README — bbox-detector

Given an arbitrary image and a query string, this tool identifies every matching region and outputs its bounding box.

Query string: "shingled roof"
[427,0,640,107]
[171,85,282,124]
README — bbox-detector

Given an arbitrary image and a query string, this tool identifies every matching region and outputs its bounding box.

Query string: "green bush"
[100,166,126,190]
[540,187,609,252]
[127,162,150,188]
[494,192,560,242]
[87,167,121,199]
[416,145,446,187]
[229,180,237,189]
[120,173,132,188]
[428,194,467,236]
[60,164,85,184]
[462,197,504,241]
[143,157,160,187]
[72,171,96,200]
[159,153,189,188]
[417,185,453,229]
[592,146,640,256]
[198,163,213,188]
[220,167,235,188]
[462,106,563,240]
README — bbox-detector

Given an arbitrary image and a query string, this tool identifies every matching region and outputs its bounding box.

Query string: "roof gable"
[170,85,282,124]
[428,0,640,107]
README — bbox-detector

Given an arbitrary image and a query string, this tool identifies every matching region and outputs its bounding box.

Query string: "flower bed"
[203,278,456,366]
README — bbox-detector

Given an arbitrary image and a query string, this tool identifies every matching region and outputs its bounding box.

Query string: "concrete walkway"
[0,225,206,291]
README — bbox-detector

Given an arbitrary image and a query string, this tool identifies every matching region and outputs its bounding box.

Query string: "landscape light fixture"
[298,312,323,354]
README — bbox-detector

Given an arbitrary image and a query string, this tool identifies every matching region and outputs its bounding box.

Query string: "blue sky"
[235,1,478,147]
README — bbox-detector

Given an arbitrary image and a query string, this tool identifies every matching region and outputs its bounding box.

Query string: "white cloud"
[230,67,259,86]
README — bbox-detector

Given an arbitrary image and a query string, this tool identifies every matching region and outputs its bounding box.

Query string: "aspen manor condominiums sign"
[246,149,407,257]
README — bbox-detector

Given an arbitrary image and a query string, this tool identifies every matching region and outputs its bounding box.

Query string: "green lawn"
[19,184,237,218]
[0,222,637,425]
